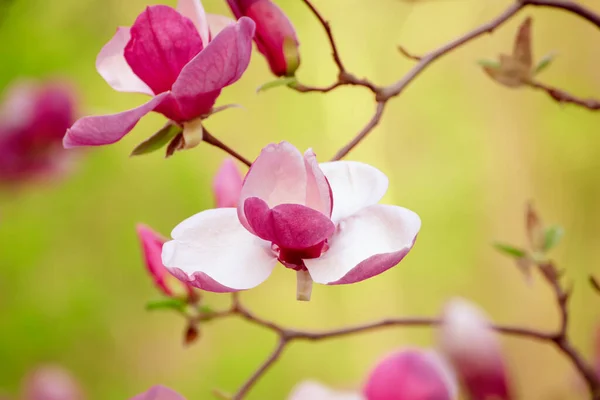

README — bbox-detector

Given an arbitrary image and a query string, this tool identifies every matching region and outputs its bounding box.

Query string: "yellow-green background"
[1,0,599,398]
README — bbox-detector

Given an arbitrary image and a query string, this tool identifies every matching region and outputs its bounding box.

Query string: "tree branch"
[202,130,252,167]
[528,81,600,110]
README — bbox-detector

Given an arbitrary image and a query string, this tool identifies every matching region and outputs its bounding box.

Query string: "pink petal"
[304,205,420,285]
[96,27,153,95]
[22,365,85,400]
[130,386,185,400]
[170,17,255,120]
[319,161,389,223]
[288,381,364,400]
[244,197,335,249]
[438,298,513,400]
[63,92,169,148]
[124,5,205,94]
[161,208,277,292]
[237,141,308,231]
[363,348,457,400]
[304,149,332,217]
[213,158,243,208]
[176,0,209,46]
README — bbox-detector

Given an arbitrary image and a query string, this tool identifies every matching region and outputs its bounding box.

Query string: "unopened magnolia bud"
[226,0,300,77]
[438,298,513,400]
[213,158,243,208]
[362,347,457,400]
[21,365,84,400]
[184,324,200,346]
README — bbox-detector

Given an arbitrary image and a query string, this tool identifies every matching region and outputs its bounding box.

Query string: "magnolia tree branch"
[203,130,252,167]
[528,81,600,110]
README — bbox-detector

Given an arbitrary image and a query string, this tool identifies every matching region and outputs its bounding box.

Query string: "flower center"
[271,240,329,271]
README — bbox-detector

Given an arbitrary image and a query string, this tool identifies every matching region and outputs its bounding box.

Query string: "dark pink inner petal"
[124,5,204,94]
[244,197,335,250]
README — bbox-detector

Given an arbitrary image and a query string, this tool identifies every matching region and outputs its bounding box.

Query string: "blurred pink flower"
[438,298,513,400]
[63,0,255,149]
[162,141,420,300]
[129,386,184,400]
[21,365,84,400]
[213,158,243,208]
[226,0,300,77]
[288,381,363,400]
[0,79,77,184]
[136,224,195,299]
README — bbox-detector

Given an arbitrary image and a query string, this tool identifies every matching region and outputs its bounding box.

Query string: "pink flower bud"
[21,365,84,400]
[213,158,243,208]
[362,347,457,400]
[130,386,185,400]
[438,298,513,400]
[136,224,195,299]
[226,0,300,77]
[0,79,77,184]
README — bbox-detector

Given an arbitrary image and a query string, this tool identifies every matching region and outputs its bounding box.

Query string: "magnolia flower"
[438,298,513,400]
[289,348,457,400]
[213,158,244,208]
[162,141,420,301]
[21,365,85,400]
[137,224,196,299]
[0,79,76,184]
[226,0,300,77]
[130,386,184,400]
[63,0,255,152]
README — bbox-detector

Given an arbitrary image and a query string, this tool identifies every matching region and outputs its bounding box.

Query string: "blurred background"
[0,0,599,398]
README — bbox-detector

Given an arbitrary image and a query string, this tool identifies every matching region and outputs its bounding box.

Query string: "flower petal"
[304,204,420,285]
[213,158,244,208]
[207,14,236,38]
[124,5,205,94]
[63,92,169,148]
[170,17,255,120]
[319,161,389,223]
[96,27,153,95]
[237,141,307,231]
[176,0,209,46]
[162,208,277,292]
[304,149,332,217]
[130,385,185,400]
[244,197,335,249]
[288,381,364,400]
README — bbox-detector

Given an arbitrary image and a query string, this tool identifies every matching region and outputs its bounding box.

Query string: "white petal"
[319,161,389,223]
[177,0,210,46]
[288,381,364,400]
[96,27,153,95]
[305,205,420,285]
[207,13,236,38]
[162,208,277,291]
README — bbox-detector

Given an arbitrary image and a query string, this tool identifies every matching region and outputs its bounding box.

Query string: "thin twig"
[398,45,422,61]
[528,81,600,110]
[202,130,252,167]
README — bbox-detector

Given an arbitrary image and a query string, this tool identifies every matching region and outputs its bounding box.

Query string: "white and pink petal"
[288,381,364,400]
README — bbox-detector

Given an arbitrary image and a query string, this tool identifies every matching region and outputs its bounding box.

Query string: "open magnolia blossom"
[438,298,513,400]
[162,141,421,300]
[289,348,457,400]
[63,0,254,151]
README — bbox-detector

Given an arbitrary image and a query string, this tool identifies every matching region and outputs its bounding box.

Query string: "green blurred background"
[1,0,600,398]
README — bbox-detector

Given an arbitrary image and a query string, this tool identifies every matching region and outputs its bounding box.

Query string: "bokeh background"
[1,0,600,398]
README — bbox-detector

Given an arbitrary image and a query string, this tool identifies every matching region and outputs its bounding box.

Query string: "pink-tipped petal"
[319,161,389,223]
[363,348,457,400]
[176,0,210,46]
[170,17,255,120]
[213,158,243,208]
[304,149,332,217]
[207,14,236,38]
[96,27,153,95]
[238,141,308,231]
[162,208,277,292]
[439,298,513,400]
[124,5,205,94]
[304,205,420,285]
[130,385,185,400]
[136,224,172,296]
[63,92,169,148]
[288,381,364,400]
[244,198,335,249]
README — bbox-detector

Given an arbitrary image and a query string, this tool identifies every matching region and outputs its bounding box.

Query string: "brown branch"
[528,81,600,110]
[330,101,386,161]
[398,45,422,61]
[202,129,252,167]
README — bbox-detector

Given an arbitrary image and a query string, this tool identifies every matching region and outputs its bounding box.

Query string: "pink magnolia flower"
[438,298,513,400]
[162,141,420,300]
[226,0,300,77]
[213,158,244,208]
[0,79,77,184]
[63,0,255,149]
[130,386,184,400]
[21,365,85,400]
[137,224,196,299]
